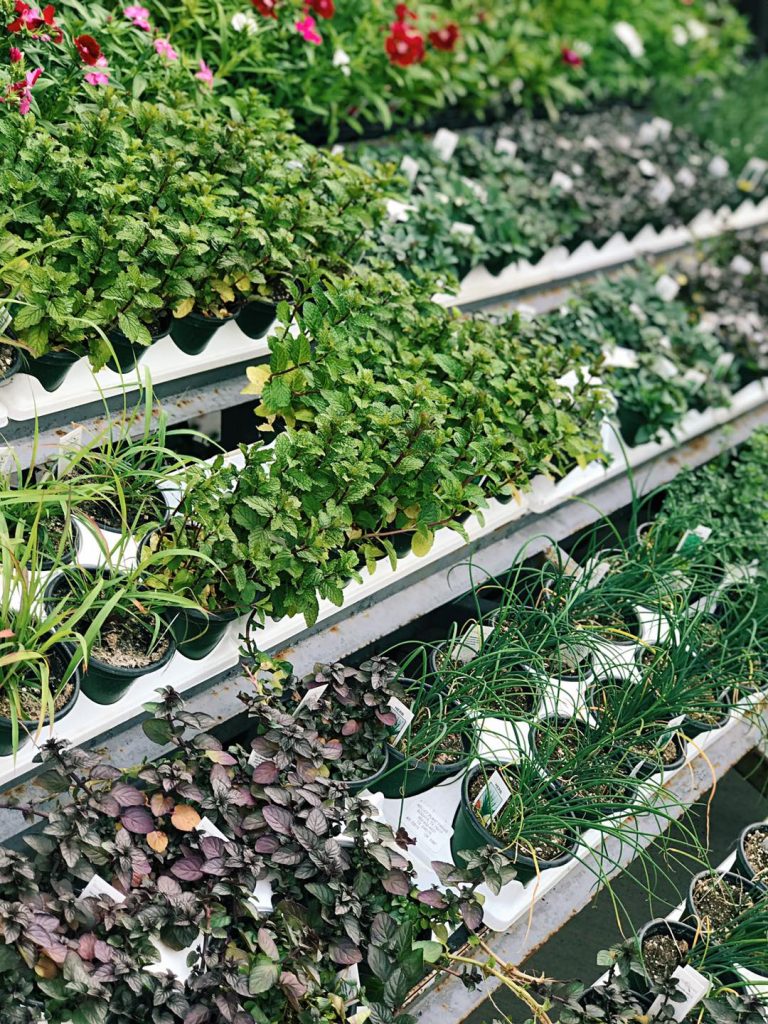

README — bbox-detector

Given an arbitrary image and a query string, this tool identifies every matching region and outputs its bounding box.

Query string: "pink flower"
[153,36,178,59]
[561,46,583,67]
[11,65,42,114]
[124,4,151,29]
[295,14,322,44]
[9,46,23,62]
[195,58,213,87]
[84,68,109,85]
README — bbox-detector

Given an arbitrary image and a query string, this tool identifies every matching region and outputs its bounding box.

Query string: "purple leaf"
[171,855,205,882]
[341,720,359,736]
[253,835,280,855]
[206,749,237,766]
[111,784,145,808]
[381,869,410,896]
[328,939,362,966]
[262,805,293,836]
[376,711,397,727]
[94,939,113,963]
[157,875,183,896]
[417,889,447,909]
[183,1007,210,1024]
[78,933,96,961]
[121,806,155,834]
[460,900,483,932]
[27,921,57,948]
[252,761,279,785]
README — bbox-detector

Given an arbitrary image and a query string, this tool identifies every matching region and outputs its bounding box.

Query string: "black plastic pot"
[45,573,177,705]
[235,300,277,340]
[163,604,238,661]
[632,918,699,992]
[737,823,768,890]
[686,869,763,924]
[170,310,235,356]
[0,643,81,757]
[679,689,731,740]
[105,313,170,373]
[21,348,79,392]
[450,762,578,878]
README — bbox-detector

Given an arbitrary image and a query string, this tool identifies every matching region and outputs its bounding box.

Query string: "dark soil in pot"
[638,919,698,984]
[573,603,642,645]
[75,486,170,534]
[0,643,80,756]
[687,871,762,932]
[680,687,731,738]
[738,824,768,887]
[171,309,236,356]
[20,348,79,392]
[0,342,21,383]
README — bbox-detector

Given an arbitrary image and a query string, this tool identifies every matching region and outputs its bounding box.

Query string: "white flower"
[650,176,675,204]
[638,158,657,178]
[655,275,680,302]
[708,155,729,178]
[730,255,754,276]
[686,18,709,41]
[672,24,689,46]
[332,48,351,76]
[550,170,574,192]
[761,252,768,275]
[231,10,258,34]
[675,167,697,188]
[613,21,645,59]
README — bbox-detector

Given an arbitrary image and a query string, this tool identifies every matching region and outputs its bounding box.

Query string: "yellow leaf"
[411,530,434,557]
[147,830,169,853]
[235,276,251,292]
[171,805,201,832]
[242,364,271,396]
[173,297,195,319]
[35,955,58,979]
[214,281,235,303]
[403,504,420,519]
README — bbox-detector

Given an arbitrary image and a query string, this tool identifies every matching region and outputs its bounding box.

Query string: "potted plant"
[686,870,763,934]
[44,566,181,705]
[737,823,768,889]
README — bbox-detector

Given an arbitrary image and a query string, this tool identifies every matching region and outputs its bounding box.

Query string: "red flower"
[428,22,459,51]
[9,46,23,62]
[310,0,334,17]
[8,1,62,42]
[394,3,415,22]
[74,33,102,66]
[560,46,583,67]
[385,20,424,66]
[251,0,278,16]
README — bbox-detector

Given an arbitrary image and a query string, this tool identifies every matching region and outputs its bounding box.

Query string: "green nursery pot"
[163,605,238,661]
[372,736,470,799]
[105,313,170,373]
[170,310,235,356]
[235,300,277,340]
[450,764,577,880]
[343,747,391,796]
[21,348,79,392]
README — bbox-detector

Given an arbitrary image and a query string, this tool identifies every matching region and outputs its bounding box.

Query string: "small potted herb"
[686,870,763,934]
[737,823,768,889]
[634,918,699,988]
[44,567,179,705]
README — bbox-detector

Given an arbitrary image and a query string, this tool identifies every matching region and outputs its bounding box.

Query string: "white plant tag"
[246,876,275,916]
[0,306,11,334]
[675,167,696,188]
[638,158,657,178]
[472,770,512,821]
[450,221,476,237]
[603,345,640,369]
[648,965,710,1020]
[57,426,84,478]
[294,683,329,716]
[399,155,420,184]
[582,134,602,151]
[761,252,768,275]
[739,157,768,191]
[550,170,574,192]
[676,525,712,555]
[432,128,459,162]
[388,696,414,742]
[386,198,412,223]
[248,748,268,768]
[145,933,204,980]
[79,874,126,904]
[196,816,227,841]
[494,137,517,157]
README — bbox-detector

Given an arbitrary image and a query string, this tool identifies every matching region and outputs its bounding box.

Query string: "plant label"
[655,274,680,302]
[647,965,710,1020]
[494,137,518,158]
[638,158,657,178]
[294,682,329,716]
[739,157,768,191]
[650,175,675,204]
[462,176,488,202]
[78,874,126,905]
[246,876,275,916]
[197,816,228,841]
[248,749,268,768]
[57,425,84,478]
[387,696,414,741]
[676,525,712,556]
[761,252,768,275]
[0,306,11,334]
[432,128,459,162]
[550,170,574,192]
[451,221,476,237]
[400,155,420,184]
[472,770,512,820]
[386,198,413,222]
[603,345,639,369]
[146,932,204,980]
[730,255,754,276]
